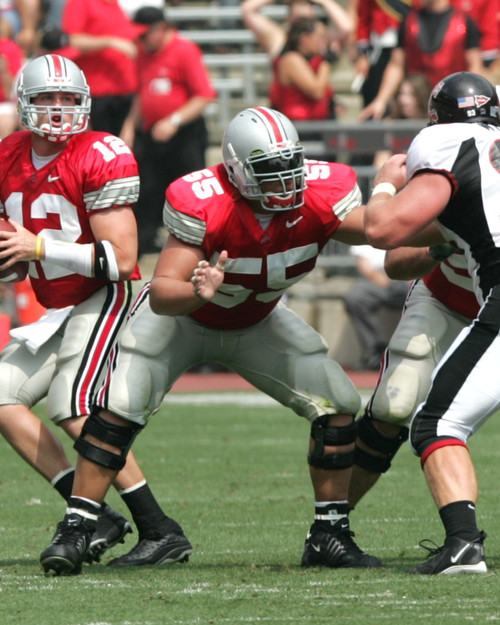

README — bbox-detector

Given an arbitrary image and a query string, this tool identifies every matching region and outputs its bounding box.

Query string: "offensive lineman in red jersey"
[0,54,189,570]
[41,106,384,574]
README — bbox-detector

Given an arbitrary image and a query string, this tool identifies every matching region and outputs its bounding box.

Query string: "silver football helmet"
[17,54,91,142]
[222,107,306,211]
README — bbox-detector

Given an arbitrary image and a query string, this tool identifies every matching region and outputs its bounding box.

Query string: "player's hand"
[373,154,407,192]
[0,219,38,263]
[191,251,228,302]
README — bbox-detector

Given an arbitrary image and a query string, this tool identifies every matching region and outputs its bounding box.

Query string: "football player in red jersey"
[348,243,478,508]
[0,54,190,569]
[41,106,387,574]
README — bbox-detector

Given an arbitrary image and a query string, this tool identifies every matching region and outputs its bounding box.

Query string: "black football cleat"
[40,513,94,575]
[108,532,193,567]
[87,503,133,562]
[409,532,487,575]
[301,521,382,568]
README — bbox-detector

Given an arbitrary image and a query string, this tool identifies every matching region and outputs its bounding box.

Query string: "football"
[0,218,29,283]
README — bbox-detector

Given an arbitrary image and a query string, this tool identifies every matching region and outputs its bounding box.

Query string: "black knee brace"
[307,415,357,470]
[354,414,409,473]
[74,410,142,471]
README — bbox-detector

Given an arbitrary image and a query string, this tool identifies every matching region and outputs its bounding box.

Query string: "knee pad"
[354,414,408,473]
[369,303,451,426]
[307,415,357,470]
[389,304,448,359]
[74,410,142,471]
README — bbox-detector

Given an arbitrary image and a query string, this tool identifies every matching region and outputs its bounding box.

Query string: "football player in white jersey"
[0,54,188,569]
[364,71,500,574]
[40,106,385,575]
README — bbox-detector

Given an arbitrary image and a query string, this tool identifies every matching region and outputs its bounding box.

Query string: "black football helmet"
[428,72,500,126]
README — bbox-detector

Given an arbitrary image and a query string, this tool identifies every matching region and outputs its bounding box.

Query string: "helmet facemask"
[243,143,306,211]
[21,95,90,143]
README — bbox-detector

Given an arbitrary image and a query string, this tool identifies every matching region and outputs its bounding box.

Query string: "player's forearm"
[149,276,205,316]
[384,247,438,280]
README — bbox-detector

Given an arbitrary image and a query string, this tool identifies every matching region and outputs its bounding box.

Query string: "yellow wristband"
[35,236,43,261]
[371,182,397,197]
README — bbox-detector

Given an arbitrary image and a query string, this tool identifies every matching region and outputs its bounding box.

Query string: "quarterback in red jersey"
[41,106,383,575]
[0,54,189,570]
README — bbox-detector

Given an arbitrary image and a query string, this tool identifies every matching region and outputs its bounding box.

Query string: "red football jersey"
[164,160,361,330]
[0,131,140,309]
[423,252,479,320]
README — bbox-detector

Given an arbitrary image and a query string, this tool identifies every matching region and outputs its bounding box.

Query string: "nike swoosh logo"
[450,544,469,563]
[311,543,321,553]
[48,175,60,182]
[286,216,304,228]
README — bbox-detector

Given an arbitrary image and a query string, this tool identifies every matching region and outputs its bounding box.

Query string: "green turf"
[0,392,498,624]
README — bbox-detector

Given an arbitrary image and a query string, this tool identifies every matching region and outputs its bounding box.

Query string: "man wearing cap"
[121,6,216,257]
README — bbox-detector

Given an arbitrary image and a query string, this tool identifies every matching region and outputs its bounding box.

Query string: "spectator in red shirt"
[360,0,484,121]
[269,17,335,120]
[449,0,498,66]
[0,20,23,137]
[242,0,353,61]
[120,6,216,257]
[350,0,403,107]
[61,0,146,135]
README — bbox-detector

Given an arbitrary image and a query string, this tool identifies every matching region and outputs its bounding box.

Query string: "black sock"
[121,483,183,539]
[67,496,100,526]
[52,468,75,500]
[439,500,481,541]
[314,502,350,531]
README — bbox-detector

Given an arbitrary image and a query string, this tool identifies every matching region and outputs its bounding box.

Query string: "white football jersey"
[407,121,500,304]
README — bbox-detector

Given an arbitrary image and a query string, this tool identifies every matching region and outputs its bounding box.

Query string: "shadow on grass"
[4,553,499,577]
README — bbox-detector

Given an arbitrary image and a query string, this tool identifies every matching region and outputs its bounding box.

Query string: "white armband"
[43,239,94,277]
[42,239,120,281]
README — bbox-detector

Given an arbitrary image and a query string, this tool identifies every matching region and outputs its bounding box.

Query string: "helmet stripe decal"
[47,54,64,80]
[252,107,285,143]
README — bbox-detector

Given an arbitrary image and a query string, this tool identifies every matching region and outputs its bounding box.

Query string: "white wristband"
[170,112,182,127]
[371,182,397,197]
[43,239,94,277]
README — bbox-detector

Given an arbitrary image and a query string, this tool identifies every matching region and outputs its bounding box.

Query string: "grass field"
[0,389,499,625]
